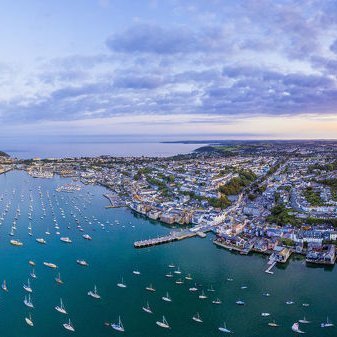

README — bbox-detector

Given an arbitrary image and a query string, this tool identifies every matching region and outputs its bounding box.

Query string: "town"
[1,140,337,270]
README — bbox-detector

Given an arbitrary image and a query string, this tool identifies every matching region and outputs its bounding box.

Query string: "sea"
[1,137,202,159]
[0,170,336,337]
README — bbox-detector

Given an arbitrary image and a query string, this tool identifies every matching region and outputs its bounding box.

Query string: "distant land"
[163,139,337,156]
[0,151,9,157]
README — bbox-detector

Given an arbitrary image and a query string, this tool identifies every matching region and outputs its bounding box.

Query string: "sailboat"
[219,322,232,333]
[299,317,311,324]
[111,316,124,332]
[174,267,181,274]
[207,285,215,292]
[199,290,207,299]
[55,272,63,284]
[88,285,101,299]
[55,298,67,314]
[145,284,156,292]
[268,320,280,327]
[175,278,184,285]
[24,294,34,308]
[63,319,75,332]
[2,280,8,292]
[165,271,173,278]
[132,269,141,275]
[156,316,170,329]
[142,301,152,314]
[212,298,222,304]
[30,269,37,279]
[162,292,172,302]
[25,313,34,327]
[23,279,32,293]
[321,317,334,328]
[192,312,203,323]
[185,274,193,280]
[117,277,127,288]
[189,284,198,292]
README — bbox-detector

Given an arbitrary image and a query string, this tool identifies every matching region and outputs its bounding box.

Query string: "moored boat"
[218,322,232,333]
[55,298,67,314]
[25,313,34,327]
[291,322,305,333]
[88,285,101,299]
[111,316,124,332]
[156,316,170,329]
[192,312,203,323]
[43,262,57,269]
[63,319,75,332]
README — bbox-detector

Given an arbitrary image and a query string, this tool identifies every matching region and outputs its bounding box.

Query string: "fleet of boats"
[0,181,334,335]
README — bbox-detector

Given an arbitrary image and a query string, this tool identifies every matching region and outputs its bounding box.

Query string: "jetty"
[134,230,198,248]
[104,194,126,208]
[265,261,276,274]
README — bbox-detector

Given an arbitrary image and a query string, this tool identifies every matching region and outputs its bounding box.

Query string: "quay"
[103,194,126,208]
[134,235,177,248]
[134,230,198,248]
[265,261,276,274]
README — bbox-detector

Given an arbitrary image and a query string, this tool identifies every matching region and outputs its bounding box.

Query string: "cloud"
[106,23,231,55]
[2,0,337,129]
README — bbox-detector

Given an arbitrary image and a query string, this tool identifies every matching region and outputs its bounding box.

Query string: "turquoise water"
[0,170,336,337]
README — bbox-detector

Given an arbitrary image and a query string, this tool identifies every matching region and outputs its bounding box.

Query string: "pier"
[265,261,276,274]
[134,230,198,248]
[103,194,126,208]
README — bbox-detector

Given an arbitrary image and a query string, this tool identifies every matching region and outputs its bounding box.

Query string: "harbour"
[0,170,336,337]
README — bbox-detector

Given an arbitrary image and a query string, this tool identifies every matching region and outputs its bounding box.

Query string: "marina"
[0,170,336,337]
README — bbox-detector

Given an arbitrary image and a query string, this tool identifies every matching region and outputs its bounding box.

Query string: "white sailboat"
[219,322,232,333]
[55,298,67,314]
[25,313,34,327]
[117,277,127,288]
[321,317,334,328]
[23,279,32,293]
[165,271,173,278]
[145,284,156,292]
[199,290,207,299]
[299,317,311,324]
[24,294,34,308]
[111,316,124,332]
[2,280,8,292]
[142,301,152,314]
[162,292,172,302]
[30,269,37,279]
[212,298,222,304]
[88,285,101,299]
[55,272,63,284]
[156,316,170,329]
[268,320,280,327]
[63,319,75,332]
[192,312,203,323]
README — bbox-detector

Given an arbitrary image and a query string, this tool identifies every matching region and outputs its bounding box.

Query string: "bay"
[0,170,336,337]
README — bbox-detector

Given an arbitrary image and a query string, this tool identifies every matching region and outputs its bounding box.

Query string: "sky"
[1,0,337,141]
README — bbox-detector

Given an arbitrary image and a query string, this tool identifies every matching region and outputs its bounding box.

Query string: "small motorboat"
[291,322,305,333]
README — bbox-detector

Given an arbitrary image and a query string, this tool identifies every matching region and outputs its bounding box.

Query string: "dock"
[103,193,126,208]
[265,261,276,274]
[134,231,197,248]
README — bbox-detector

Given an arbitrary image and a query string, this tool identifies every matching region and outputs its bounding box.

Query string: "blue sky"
[1,0,337,140]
